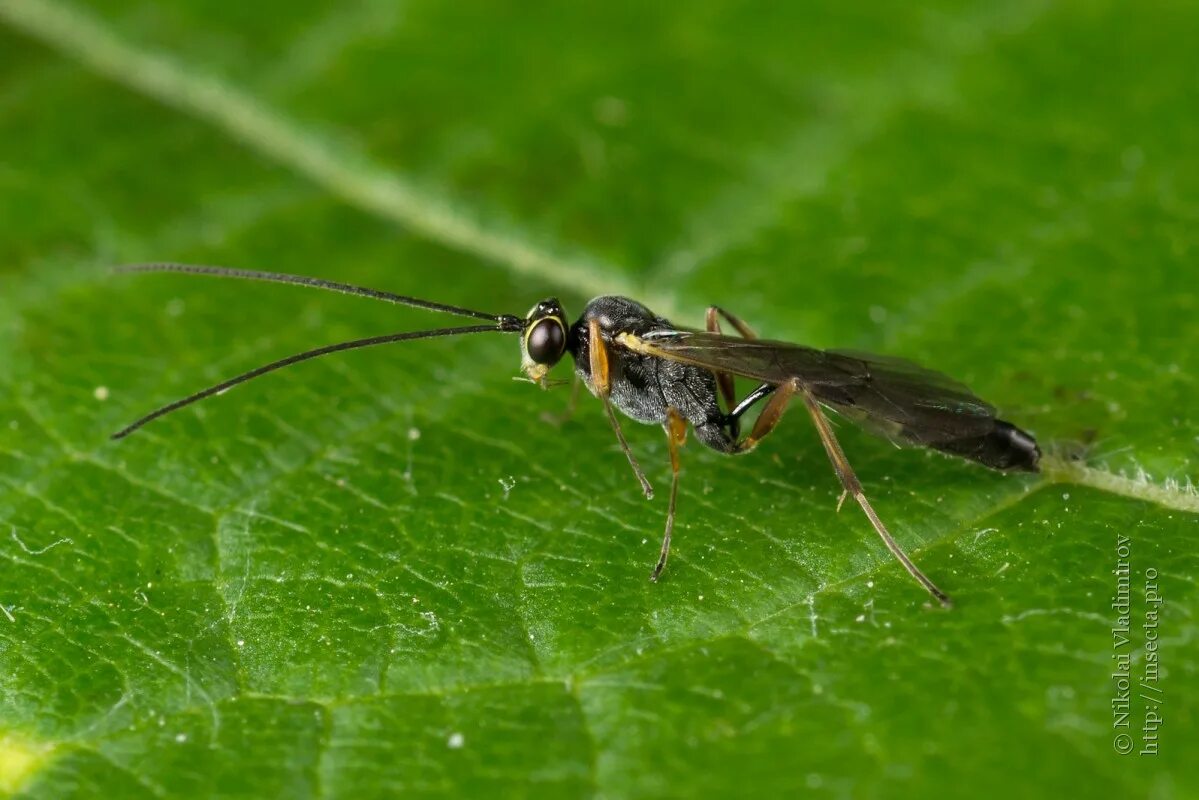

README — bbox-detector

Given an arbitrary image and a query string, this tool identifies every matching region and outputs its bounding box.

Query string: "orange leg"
[707,305,759,339]
[727,376,949,605]
[706,305,761,440]
[705,305,760,416]
[796,385,950,606]
[650,408,689,581]
[589,319,653,499]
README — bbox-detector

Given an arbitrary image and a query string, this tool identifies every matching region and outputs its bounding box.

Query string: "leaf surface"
[1,0,1196,797]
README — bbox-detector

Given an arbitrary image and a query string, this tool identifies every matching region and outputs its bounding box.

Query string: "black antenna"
[111,264,526,438]
[117,263,506,322]
[112,325,507,440]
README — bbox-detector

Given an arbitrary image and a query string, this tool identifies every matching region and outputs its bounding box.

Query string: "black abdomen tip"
[992,420,1041,472]
[930,419,1041,472]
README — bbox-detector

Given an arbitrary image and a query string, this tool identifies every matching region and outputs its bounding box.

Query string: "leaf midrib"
[0,0,653,313]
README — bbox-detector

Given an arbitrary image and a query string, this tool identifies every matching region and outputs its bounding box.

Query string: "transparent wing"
[633,330,997,445]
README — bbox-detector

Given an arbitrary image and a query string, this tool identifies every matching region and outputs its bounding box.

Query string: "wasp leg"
[589,319,654,499]
[651,408,688,582]
[727,382,777,433]
[797,386,951,607]
[705,306,760,438]
[705,308,739,418]
[722,378,949,605]
[730,381,797,453]
[708,305,759,340]
[540,374,582,427]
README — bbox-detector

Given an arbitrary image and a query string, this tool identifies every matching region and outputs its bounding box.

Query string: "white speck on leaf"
[93,385,110,401]
[447,732,465,749]
[498,476,517,499]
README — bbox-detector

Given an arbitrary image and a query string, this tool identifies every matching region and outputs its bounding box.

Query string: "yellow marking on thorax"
[615,332,650,353]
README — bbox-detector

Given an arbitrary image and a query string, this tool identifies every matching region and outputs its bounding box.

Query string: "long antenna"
[117,263,506,322]
[112,325,506,440]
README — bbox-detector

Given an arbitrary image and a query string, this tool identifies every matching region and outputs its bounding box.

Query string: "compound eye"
[526,318,565,365]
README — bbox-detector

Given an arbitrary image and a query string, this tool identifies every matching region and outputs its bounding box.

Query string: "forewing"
[633,331,997,444]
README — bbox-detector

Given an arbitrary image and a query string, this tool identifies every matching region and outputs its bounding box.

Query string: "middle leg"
[651,408,689,582]
[705,305,759,438]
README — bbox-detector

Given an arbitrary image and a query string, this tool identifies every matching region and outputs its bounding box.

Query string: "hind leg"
[795,386,950,606]
[703,377,951,606]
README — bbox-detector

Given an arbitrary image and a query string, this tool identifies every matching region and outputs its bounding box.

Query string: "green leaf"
[1,0,1196,797]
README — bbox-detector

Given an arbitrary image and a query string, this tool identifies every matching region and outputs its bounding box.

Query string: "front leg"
[588,318,654,499]
[540,374,582,427]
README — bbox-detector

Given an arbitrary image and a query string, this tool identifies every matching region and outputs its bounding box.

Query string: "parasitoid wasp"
[112,263,1041,606]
